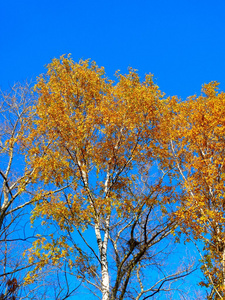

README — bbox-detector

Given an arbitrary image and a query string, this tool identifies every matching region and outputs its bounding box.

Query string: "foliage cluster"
[1,55,225,299]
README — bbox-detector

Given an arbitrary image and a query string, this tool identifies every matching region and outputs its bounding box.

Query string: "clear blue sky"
[1,0,225,99]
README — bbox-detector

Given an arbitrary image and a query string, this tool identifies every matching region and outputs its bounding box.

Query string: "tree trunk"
[222,248,225,295]
[95,217,110,300]
[101,243,110,300]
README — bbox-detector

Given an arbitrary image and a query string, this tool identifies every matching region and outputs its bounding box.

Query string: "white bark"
[99,168,111,300]
[94,217,110,300]
[76,152,111,300]
[223,248,225,294]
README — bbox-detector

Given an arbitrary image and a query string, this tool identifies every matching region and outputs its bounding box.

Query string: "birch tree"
[0,83,36,299]
[0,83,80,300]
[160,82,225,299]
[24,56,195,300]
[0,83,34,233]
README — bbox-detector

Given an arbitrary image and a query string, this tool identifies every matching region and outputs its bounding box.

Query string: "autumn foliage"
[162,82,225,299]
[24,56,182,299]
[2,55,225,299]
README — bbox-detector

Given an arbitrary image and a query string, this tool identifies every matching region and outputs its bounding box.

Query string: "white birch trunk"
[100,169,111,300]
[76,149,111,299]
[95,219,110,300]
[222,248,225,294]
[101,224,110,300]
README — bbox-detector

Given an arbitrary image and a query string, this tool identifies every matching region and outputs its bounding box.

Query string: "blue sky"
[1,0,225,99]
[1,1,225,298]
